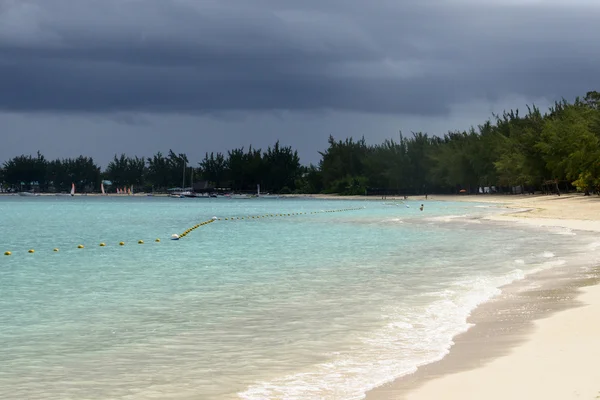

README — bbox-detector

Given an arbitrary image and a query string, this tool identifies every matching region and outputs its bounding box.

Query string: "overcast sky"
[0,0,598,166]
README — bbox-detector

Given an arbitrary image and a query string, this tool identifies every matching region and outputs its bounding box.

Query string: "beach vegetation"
[1,90,599,195]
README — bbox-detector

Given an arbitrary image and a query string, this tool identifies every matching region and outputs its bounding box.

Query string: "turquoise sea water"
[1,196,598,399]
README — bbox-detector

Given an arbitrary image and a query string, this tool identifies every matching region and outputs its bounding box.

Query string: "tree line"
[0,142,303,194]
[317,90,600,195]
[1,90,599,195]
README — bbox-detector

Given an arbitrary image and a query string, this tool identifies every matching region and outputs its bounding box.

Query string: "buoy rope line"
[3,208,364,255]
[172,217,217,241]
[219,207,364,221]
[4,239,160,256]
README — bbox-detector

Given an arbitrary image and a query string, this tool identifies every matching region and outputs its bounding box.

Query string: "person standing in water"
[419,204,424,211]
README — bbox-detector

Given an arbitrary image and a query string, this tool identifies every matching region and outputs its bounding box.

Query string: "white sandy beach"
[403,284,600,400]
[363,193,600,400]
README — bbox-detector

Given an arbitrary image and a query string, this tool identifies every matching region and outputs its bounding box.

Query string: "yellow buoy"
[78,245,84,249]
[28,249,35,253]
[53,248,59,252]
[99,243,106,247]
[138,240,144,244]
[119,242,125,246]
[155,238,160,242]
[4,251,12,256]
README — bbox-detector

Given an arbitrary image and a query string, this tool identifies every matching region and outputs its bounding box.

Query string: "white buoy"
[212,216,218,220]
[171,234,180,240]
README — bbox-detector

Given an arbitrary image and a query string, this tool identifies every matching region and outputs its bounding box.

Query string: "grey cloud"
[0,92,554,167]
[0,0,598,115]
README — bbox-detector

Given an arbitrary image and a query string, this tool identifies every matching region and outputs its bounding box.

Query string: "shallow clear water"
[0,196,597,399]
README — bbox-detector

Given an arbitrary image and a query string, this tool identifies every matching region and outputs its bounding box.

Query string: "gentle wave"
[381,218,403,223]
[239,270,529,400]
[425,214,469,222]
[548,227,577,236]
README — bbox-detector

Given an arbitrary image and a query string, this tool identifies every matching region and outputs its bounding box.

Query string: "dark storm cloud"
[0,0,598,115]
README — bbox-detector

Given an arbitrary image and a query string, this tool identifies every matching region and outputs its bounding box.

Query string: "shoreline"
[366,194,600,400]
[4,191,600,397]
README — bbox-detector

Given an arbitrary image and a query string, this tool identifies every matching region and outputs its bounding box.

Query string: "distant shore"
[0,192,171,197]
[366,193,600,400]
[284,192,600,228]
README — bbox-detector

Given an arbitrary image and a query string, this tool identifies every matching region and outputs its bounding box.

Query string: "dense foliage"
[1,152,101,193]
[1,91,599,195]
[0,141,302,194]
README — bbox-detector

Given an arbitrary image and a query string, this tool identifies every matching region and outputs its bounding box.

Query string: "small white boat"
[181,191,196,198]
[254,184,279,199]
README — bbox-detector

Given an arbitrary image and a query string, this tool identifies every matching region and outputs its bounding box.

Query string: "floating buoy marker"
[77,245,84,249]
[28,249,35,253]
[4,251,11,256]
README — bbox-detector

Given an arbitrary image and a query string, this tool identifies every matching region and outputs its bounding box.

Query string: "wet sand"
[365,193,600,400]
